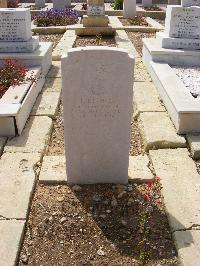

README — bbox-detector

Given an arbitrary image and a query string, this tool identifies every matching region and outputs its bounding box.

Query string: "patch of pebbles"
[173,66,200,98]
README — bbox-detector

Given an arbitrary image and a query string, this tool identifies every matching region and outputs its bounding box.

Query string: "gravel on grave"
[33,33,63,49]
[48,103,144,156]
[20,183,178,265]
[173,66,200,98]
[127,32,155,57]
[73,36,116,47]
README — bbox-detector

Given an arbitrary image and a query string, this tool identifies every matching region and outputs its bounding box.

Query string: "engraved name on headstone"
[0,8,32,42]
[61,47,134,184]
[87,0,105,16]
[182,0,200,7]
[165,6,200,39]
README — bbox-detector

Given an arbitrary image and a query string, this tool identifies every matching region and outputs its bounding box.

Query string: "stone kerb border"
[0,67,45,136]
[52,29,139,61]
[144,61,200,134]
[31,19,163,34]
[137,5,166,19]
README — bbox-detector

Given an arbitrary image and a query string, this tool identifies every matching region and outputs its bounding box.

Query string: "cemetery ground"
[15,30,185,265]
[1,10,200,266]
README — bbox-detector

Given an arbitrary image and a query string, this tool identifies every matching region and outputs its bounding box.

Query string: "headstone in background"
[0,8,39,52]
[0,0,7,8]
[168,0,180,4]
[62,47,134,184]
[181,0,200,6]
[76,0,115,35]
[53,0,71,9]
[123,0,136,18]
[35,0,45,8]
[142,0,152,7]
[156,4,200,50]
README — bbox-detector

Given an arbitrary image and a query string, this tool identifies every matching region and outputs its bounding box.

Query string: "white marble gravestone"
[53,0,71,9]
[123,0,136,18]
[0,8,39,52]
[156,5,200,50]
[62,47,134,184]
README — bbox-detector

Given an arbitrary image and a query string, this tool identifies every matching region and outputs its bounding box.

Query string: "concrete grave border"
[143,60,200,134]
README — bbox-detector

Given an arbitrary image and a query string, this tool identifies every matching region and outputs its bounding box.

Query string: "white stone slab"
[0,220,25,266]
[143,38,200,67]
[174,230,200,266]
[165,6,200,39]
[0,8,32,42]
[182,0,200,7]
[39,155,67,183]
[142,59,200,133]
[0,152,40,219]
[156,31,200,50]
[123,0,136,18]
[128,155,154,181]
[5,116,52,153]
[0,36,39,53]
[0,42,53,76]
[62,47,134,184]
[150,148,200,231]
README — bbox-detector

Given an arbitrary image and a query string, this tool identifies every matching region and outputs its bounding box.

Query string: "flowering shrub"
[82,3,87,10]
[33,8,79,27]
[0,59,31,98]
[7,0,18,8]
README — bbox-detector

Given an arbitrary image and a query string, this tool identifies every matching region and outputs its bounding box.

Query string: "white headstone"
[165,6,200,39]
[35,0,45,8]
[182,0,200,6]
[0,8,32,42]
[61,47,134,184]
[53,0,71,9]
[142,0,152,7]
[123,0,136,18]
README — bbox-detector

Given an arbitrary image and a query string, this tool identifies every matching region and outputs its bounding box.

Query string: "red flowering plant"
[138,176,162,264]
[0,58,35,98]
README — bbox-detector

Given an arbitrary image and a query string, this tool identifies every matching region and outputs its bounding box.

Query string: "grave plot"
[0,8,52,136]
[143,2,200,134]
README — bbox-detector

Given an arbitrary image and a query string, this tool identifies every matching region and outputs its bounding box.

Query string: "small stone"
[127,198,134,206]
[60,240,64,244]
[21,254,28,264]
[106,209,111,214]
[60,217,67,224]
[48,216,53,221]
[72,185,82,192]
[118,191,126,199]
[92,194,101,202]
[97,248,105,256]
[121,219,127,226]
[99,214,106,219]
[111,197,118,207]
[127,185,133,192]
[52,211,58,216]
[57,196,64,202]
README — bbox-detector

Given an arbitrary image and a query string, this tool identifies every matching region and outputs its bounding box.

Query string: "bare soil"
[127,32,155,57]
[119,17,149,27]
[33,34,63,49]
[73,36,116,47]
[20,32,178,266]
[20,183,178,266]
